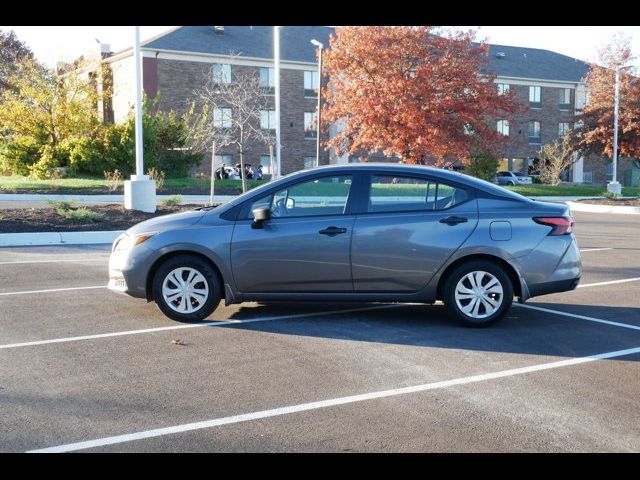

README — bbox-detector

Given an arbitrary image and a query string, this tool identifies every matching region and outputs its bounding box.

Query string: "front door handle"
[439,216,468,225]
[319,226,348,236]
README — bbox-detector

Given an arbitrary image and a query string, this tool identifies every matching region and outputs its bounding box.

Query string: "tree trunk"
[210,140,216,205]
[239,127,247,193]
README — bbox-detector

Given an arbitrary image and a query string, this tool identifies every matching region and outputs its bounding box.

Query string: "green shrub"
[57,206,105,223]
[465,150,499,182]
[603,191,621,200]
[47,199,77,212]
[160,194,183,207]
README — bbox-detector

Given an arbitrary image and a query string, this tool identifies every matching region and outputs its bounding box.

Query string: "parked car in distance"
[108,164,581,327]
[496,171,533,186]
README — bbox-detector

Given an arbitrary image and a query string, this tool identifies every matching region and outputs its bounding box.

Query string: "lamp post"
[310,39,324,168]
[274,26,281,179]
[124,26,156,212]
[608,63,639,195]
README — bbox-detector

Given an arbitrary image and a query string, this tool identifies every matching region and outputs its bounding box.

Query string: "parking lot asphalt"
[1,211,639,452]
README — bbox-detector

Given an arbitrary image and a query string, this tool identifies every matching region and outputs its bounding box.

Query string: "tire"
[508,181,516,186]
[443,260,513,328]
[152,254,222,322]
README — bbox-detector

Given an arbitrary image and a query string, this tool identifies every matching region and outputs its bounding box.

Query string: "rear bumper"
[528,277,580,297]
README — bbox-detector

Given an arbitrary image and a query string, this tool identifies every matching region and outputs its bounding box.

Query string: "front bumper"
[108,239,155,299]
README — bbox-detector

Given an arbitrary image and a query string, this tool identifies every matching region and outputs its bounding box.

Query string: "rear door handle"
[319,226,348,236]
[439,216,468,225]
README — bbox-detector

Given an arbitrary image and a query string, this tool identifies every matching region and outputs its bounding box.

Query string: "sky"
[2,25,639,67]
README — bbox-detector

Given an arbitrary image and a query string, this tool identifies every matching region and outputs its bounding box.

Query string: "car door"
[230,174,356,293]
[351,173,478,292]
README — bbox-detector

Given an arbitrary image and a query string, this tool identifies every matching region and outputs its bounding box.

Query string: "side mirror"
[251,207,271,229]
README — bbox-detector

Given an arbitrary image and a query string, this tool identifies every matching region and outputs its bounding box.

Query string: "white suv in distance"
[496,171,533,186]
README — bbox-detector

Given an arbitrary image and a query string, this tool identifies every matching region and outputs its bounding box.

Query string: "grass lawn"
[1,175,639,197]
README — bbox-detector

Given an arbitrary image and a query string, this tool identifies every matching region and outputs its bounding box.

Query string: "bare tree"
[539,134,578,186]
[185,64,275,196]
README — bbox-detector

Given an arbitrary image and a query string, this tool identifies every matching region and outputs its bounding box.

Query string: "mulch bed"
[0,204,212,233]
[576,198,640,206]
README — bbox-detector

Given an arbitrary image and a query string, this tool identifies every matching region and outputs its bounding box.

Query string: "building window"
[304,112,317,138]
[558,122,571,136]
[528,121,541,143]
[260,110,276,131]
[606,163,613,178]
[214,154,233,166]
[260,67,275,94]
[304,70,319,97]
[213,108,232,128]
[259,155,272,175]
[212,63,231,84]
[559,88,571,109]
[529,86,541,107]
[511,158,526,172]
[304,156,316,169]
[497,83,510,95]
[497,120,509,136]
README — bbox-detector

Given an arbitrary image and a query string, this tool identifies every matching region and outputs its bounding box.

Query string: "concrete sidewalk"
[0,193,235,209]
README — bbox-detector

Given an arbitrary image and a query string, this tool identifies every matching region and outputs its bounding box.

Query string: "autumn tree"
[322,26,523,166]
[572,34,640,160]
[0,29,35,92]
[538,134,577,185]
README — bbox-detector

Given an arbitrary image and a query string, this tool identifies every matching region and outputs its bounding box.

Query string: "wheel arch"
[145,249,225,302]
[436,253,522,300]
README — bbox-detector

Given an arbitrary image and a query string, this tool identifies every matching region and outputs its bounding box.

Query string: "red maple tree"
[321,26,523,166]
[573,35,640,158]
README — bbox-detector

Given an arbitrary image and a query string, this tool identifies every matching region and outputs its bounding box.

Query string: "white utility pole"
[608,65,622,195]
[310,39,324,168]
[274,26,282,179]
[124,26,156,212]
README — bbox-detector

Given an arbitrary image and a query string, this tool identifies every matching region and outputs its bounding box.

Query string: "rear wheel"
[152,254,221,322]
[443,260,513,327]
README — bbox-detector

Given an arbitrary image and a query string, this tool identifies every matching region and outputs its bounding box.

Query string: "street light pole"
[608,65,621,195]
[274,26,281,179]
[310,39,324,168]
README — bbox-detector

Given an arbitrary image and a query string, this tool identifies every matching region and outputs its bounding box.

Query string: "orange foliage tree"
[321,26,523,166]
[572,35,640,158]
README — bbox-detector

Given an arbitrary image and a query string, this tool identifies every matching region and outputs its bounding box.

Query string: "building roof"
[143,26,334,64]
[142,26,590,83]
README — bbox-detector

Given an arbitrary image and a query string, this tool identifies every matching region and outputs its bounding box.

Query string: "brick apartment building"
[95,26,635,184]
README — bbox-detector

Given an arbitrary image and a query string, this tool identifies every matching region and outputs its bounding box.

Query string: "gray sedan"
[108,164,581,327]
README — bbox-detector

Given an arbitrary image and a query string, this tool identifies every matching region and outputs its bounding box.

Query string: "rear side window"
[368,175,468,213]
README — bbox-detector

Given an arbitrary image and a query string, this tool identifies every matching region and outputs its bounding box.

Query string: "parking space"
[1,210,639,452]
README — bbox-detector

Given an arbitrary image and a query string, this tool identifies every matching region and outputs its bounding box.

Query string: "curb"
[567,201,640,215]
[0,230,123,247]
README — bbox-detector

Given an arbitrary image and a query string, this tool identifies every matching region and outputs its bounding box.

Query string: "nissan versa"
[108,164,581,327]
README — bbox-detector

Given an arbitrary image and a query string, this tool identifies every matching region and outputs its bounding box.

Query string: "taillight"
[533,216,574,235]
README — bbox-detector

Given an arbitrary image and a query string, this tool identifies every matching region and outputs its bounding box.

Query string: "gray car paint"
[108,164,581,307]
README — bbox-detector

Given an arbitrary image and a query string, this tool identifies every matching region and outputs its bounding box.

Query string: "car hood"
[126,209,207,236]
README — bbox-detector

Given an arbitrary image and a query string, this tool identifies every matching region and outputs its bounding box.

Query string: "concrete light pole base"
[607,181,622,196]
[124,175,157,213]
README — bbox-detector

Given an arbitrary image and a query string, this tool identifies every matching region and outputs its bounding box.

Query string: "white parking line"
[28,344,640,453]
[579,248,614,252]
[0,258,107,265]
[0,304,403,350]
[577,277,640,289]
[515,303,640,331]
[0,285,107,297]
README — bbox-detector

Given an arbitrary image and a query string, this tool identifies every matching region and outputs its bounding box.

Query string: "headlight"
[114,232,157,252]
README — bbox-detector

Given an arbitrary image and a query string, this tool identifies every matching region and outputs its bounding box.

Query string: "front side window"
[212,63,231,84]
[304,70,319,96]
[260,67,275,93]
[497,119,509,136]
[213,108,232,128]
[250,175,352,218]
[368,175,468,213]
[529,86,541,105]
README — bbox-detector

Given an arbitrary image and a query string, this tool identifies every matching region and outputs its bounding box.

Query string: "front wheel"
[152,255,221,322]
[443,260,513,327]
